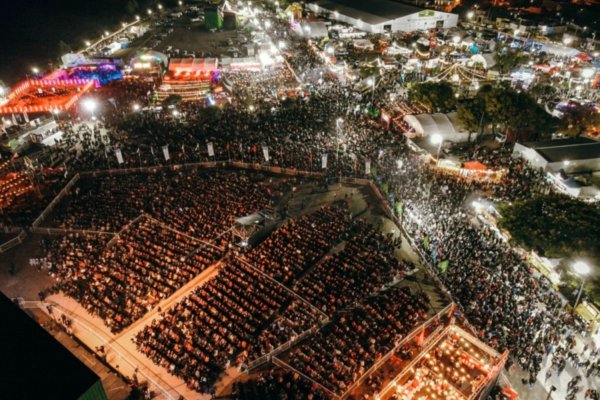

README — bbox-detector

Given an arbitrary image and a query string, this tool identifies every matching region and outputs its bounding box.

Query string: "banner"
[115,148,124,164]
[207,142,215,157]
[321,154,328,169]
[438,260,449,274]
[262,145,270,162]
[162,145,170,161]
[365,160,371,175]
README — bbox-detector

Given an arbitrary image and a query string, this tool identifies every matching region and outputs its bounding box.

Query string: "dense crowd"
[288,286,430,394]
[3,9,596,399]
[135,206,348,390]
[50,170,275,243]
[44,216,223,332]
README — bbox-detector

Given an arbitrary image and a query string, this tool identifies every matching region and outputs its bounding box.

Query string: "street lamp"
[572,261,591,314]
[430,133,443,165]
[82,98,97,118]
[336,118,343,163]
[467,11,474,20]
[132,103,141,112]
[147,9,153,15]
[84,40,91,47]
[158,4,163,10]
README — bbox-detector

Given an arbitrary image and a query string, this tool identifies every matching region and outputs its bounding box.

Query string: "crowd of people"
[50,170,276,243]
[134,206,348,391]
[44,216,224,333]
[1,6,597,399]
[287,287,430,394]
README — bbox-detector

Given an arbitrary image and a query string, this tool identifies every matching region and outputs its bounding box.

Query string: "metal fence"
[0,229,27,253]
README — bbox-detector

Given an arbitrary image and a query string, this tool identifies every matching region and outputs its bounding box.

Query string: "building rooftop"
[313,0,424,25]
[0,293,101,399]
[520,137,600,162]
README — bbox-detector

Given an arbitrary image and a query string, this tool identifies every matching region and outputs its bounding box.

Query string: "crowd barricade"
[339,303,455,399]
[271,357,340,400]
[32,173,81,229]
[244,322,326,372]
[0,229,27,253]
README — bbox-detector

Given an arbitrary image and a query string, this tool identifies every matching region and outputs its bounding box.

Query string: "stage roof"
[0,293,101,399]
[313,0,423,25]
[0,79,96,114]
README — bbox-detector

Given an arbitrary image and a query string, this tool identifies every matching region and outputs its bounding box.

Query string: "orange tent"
[463,161,488,171]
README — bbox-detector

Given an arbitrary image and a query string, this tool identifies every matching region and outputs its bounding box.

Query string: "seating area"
[134,206,351,391]
[287,287,430,394]
[49,170,275,243]
[134,258,318,392]
[243,205,351,285]
[47,216,223,333]
[293,222,413,317]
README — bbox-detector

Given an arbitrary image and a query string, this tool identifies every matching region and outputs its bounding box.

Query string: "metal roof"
[314,0,424,25]
[520,138,600,162]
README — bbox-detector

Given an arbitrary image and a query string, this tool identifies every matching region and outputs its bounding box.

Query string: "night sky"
[0,0,134,85]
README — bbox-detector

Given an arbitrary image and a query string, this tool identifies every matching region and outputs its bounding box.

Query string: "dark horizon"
[0,0,139,86]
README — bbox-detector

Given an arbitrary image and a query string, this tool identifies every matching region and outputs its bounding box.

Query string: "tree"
[528,83,558,104]
[560,103,600,137]
[473,84,557,142]
[457,99,485,140]
[408,81,456,113]
[493,43,529,74]
[498,194,600,259]
[126,0,140,15]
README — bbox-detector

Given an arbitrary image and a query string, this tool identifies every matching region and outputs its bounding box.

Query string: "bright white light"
[563,160,570,166]
[179,0,183,5]
[396,159,403,169]
[158,4,163,10]
[82,98,97,113]
[582,68,595,79]
[278,41,286,49]
[430,133,443,145]
[105,31,110,36]
[172,110,179,116]
[467,11,474,19]
[472,200,484,213]
[32,67,39,74]
[84,40,91,47]
[136,15,140,21]
[248,105,255,112]
[132,104,141,112]
[573,261,591,276]
[265,20,272,29]
[452,35,461,44]
[147,9,153,15]
[563,36,573,45]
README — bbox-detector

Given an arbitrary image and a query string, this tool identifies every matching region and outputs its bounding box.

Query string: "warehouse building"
[308,0,458,33]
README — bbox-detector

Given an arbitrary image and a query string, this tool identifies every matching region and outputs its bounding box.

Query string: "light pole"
[82,98,97,119]
[336,118,343,164]
[430,133,443,166]
[572,261,591,315]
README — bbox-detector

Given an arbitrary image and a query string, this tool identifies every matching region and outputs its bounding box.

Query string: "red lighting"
[0,79,96,115]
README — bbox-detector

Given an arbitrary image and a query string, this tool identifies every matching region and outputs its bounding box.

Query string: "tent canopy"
[464,161,488,170]
[404,112,473,143]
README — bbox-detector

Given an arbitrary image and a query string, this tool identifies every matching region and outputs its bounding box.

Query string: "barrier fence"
[339,303,455,399]
[0,229,27,253]
[31,173,81,229]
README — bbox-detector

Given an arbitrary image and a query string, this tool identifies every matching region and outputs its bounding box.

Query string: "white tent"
[294,22,329,38]
[403,112,474,142]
